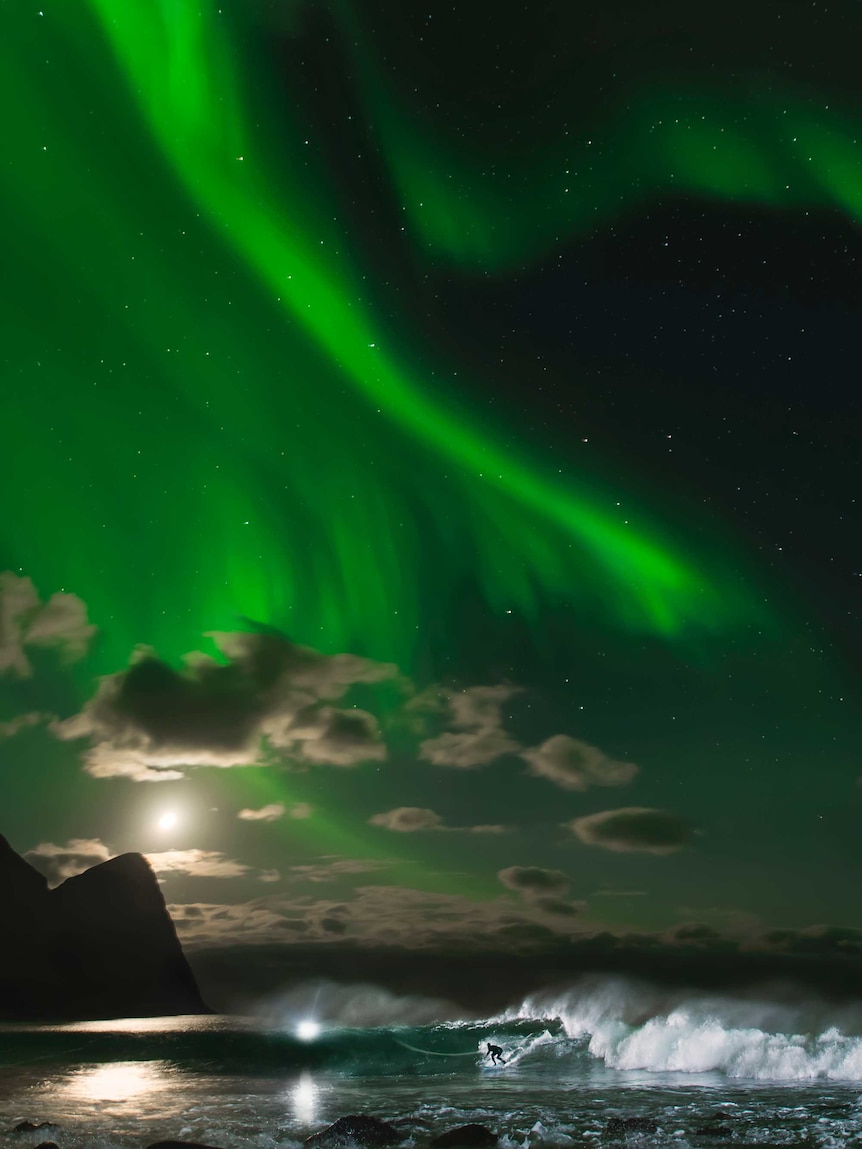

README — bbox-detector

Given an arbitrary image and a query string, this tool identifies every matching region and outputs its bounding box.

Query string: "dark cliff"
[0,834,208,1020]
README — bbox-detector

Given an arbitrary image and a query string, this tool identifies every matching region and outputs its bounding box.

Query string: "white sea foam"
[261,978,465,1029]
[499,976,862,1081]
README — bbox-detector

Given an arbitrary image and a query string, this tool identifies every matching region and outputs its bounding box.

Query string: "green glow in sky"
[1,0,769,672]
[1,0,859,937]
[7,1,857,673]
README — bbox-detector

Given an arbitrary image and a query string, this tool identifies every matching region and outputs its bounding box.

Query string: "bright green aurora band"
[10,0,859,675]
[2,0,855,885]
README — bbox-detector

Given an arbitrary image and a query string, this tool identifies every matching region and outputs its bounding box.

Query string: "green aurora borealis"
[1,0,860,978]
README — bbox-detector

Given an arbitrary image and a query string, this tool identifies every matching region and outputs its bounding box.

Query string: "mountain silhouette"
[0,834,208,1020]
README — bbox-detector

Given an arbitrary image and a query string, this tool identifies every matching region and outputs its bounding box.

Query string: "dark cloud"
[498,865,570,895]
[0,573,95,678]
[493,922,560,947]
[498,865,586,919]
[570,807,692,854]
[51,629,396,781]
[668,922,724,945]
[534,896,586,917]
[760,925,862,958]
[522,734,638,791]
[288,705,384,766]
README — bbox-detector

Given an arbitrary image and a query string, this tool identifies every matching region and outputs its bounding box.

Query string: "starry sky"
[1,0,860,1007]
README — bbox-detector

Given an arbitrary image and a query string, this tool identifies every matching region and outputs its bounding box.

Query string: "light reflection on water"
[65,1061,172,1103]
[290,1072,318,1122]
[1,1017,862,1149]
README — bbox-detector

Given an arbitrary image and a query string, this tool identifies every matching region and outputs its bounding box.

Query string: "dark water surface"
[2,980,862,1149]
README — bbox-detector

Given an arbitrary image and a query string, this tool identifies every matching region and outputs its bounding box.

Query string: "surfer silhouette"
[485,1042,506,1065]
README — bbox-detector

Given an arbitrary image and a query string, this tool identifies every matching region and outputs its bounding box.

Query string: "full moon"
[157,811,179,832]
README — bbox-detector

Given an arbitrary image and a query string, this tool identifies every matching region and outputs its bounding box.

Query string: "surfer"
[485,1042,506,1065]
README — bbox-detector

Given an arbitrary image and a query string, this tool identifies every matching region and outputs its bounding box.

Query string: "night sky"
[1,0,860,1006]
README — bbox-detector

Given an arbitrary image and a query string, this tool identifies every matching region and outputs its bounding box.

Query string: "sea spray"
[496,974,862,1080]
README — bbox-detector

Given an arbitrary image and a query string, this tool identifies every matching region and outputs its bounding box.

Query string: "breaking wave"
[498,974,862,1081]
[5,976,862,1083]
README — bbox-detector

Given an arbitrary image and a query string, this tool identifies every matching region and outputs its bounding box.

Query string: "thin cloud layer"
[0,712,45,741]
[571,807,692,854]
[369,806,443,832]
[369,806,509,834]
[146,848,277,882]
[238,803,286,821]
[0,573,96,678]
[169,881,591,951]
[51,630,396,782]
[522,735,638,791]
[25,837,112,885]
[419,684,521,768]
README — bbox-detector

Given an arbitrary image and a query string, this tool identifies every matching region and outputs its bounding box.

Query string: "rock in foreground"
[304,1116,401,1148]
[605,1118,658,1137]
[431,1125,498,1148]
[147,1142,228,1149]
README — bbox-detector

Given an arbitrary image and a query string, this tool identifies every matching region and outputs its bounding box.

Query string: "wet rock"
[431,1125,498,1149]
[146,1142,227,1149]
[605,1117,658,1138]
[12,1124,55,1135]
[304,1116,401,1149]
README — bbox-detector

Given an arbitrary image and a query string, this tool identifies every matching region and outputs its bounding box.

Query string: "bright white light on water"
[296,1018,321,1041]
[71,1061,168,1102]
[157,810,179,831]
[292,1071,317,1120]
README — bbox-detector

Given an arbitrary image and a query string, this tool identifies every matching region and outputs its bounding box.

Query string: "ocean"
[2,976,862,1149]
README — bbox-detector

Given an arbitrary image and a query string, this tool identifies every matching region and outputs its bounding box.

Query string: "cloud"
[171,882,586,950]
[146,848,275,882]
[448,685,522,730]
[278,706,385,766]
[497,865,586,918]
[570,807,692,854]
[534,896,587,917]
[236,800,313,822]
[498,865,570,895]
[51,630,397,782]
[368,807,511,834]
[522,734,638,791]
[420,727,520,768]
[0,711,46,740]
[238,803,286,822]
[369,807,443,832]
[25,838,112,885]
[419,684,521,768]
[289,857,393,882]
[0,573,96,678]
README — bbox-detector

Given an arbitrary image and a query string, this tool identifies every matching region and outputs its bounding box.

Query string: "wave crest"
[497,975,862,1080]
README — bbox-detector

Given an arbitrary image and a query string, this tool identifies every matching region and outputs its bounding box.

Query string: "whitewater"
[3,976,862,1149]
